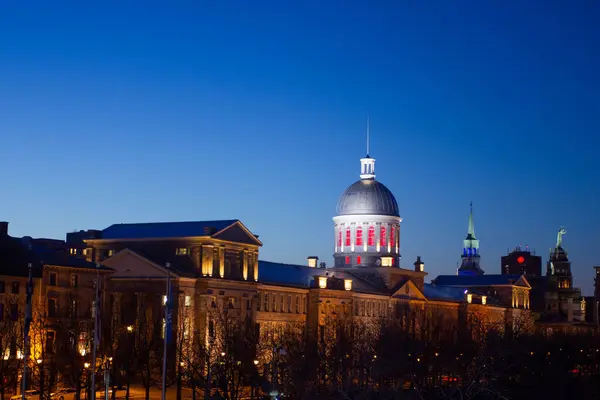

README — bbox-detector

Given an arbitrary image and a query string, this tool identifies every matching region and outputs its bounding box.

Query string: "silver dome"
[336,179,399,217]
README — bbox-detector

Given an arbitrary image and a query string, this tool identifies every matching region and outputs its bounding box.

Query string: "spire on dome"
[467,201,476,240]
[360,117,376,180]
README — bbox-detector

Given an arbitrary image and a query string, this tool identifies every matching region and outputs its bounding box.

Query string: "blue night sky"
[1,1,599,293]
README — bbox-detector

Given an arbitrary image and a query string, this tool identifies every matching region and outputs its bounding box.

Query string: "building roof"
[336,179,399,217]
[432,274,526,287]
[258,261,385,294]
[101,220,240,240]
[423,284,466,302]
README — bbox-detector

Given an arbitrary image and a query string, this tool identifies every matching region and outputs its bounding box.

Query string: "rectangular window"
[108,249,115,257]
[70,300,78,318]
[257,292,262,311]
[272,295,277,312]
[246,298,251,310]
[185,295,192,307]
[11,282,19,294]
[280,295,285,312]
[345,256,351,265]
[368,226,375,246]
[71,274,78,288]
[176,248,189,256]
[356,256,361,265]
[49,272,57,286]
[380,226,387,247]
[46,331,55,354]
[48,298,57,317]
[287,295,292,312]
[356,227,363,246]
[345,228,351,246]
[10,304,18,321]
[228,297,235,308]
[264,294,269,312]
[295,296,300,313]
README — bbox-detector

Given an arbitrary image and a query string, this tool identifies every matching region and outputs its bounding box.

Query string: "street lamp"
[126,326,133,332]
[253,360,259,366]
[84,363,90,369]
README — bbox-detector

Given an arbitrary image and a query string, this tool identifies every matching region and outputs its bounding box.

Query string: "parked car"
[49,388,76,400]
[11,390,40,400]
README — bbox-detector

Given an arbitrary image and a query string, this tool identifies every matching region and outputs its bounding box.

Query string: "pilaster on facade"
[202,244,214,276]
[242,249,249,280]
[253,251,259,281]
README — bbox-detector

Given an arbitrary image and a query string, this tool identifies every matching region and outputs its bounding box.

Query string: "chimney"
[414,256,424,272]
[307,256,319,268]
[0,221,8,237]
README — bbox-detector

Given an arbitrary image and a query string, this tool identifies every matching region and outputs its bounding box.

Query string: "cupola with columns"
[333,123,402,268]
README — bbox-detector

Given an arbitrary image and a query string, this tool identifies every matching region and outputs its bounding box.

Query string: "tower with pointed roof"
[458,202,484,276]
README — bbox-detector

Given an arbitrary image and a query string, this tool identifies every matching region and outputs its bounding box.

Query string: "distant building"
[501,246,542,276]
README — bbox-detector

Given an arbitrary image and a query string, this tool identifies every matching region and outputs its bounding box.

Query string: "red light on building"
[517,256,525,264]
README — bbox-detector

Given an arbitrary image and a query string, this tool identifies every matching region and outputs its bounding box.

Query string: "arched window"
[338,230,342,247]
[367,226,375,246]
[356,226,363,246]
[380,226,386,247]
[390,226,395,248]
[345,228,351,246]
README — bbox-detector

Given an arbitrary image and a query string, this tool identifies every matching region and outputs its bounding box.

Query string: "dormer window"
[176,248,189,256]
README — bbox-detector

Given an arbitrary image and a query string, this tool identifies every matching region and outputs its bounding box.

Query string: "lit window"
[162,295,168,305]
[356,227,363,246]
[345,256,351,265]
[345,228,351,246]
[356,256,361,265]
[108,249,115,257]
[344,279,352,291]
[185,295,192,307]
[368,226,375,246]
[318,277,327,289]
[176,248,188,256]
[338,230,342,247]
[381,257,393,267]
[380,226,386,247]
[391,226,395,247]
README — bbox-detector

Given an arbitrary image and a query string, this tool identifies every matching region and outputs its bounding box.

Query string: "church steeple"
[360,117,375,180]
[458,202,484,276]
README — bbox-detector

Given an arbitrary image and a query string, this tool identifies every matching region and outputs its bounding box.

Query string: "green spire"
[467,202,476,240]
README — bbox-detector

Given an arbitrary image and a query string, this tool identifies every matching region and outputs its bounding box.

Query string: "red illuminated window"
[380,226,386,247]
[390,226,395,247]
[356,256,361,265]
[368,226,375,246]
[391,257,395,266]
[356,227,363,246]
[345,256,351,265]
[345,228,351,246]
[338,230,342,247]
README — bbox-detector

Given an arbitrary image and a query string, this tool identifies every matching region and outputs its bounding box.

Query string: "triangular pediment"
[101,249,176,279]
[392,280,427,300]
[212,221,262,246]
[514,275,532,289]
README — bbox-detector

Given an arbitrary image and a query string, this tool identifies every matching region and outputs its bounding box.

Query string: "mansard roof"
[98,219,262,246]
[431,274,530,288]
[102,219,239,239]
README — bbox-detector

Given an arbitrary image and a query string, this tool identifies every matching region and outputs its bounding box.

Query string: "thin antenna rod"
[366,117,370,156]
